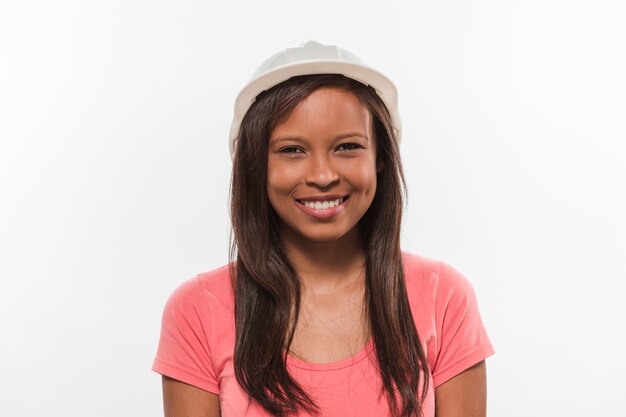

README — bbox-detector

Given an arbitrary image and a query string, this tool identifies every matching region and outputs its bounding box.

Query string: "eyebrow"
[271,132,369,144]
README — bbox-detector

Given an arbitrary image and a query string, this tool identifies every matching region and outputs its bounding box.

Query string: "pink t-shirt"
[152,252,495,416]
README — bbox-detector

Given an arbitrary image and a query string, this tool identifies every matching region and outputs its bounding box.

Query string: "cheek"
[266,163,296,199]
[351,161,378,190]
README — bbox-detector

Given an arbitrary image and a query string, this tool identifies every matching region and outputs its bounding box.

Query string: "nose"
[305,153,339,188]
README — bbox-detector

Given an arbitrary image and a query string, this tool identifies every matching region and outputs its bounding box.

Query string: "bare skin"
[435,360,488,417]
[162,376,220,417]
[281,223,370,363]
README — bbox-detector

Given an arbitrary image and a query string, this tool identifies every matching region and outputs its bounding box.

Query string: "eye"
[336,142,362,151]
[279,146,304,155]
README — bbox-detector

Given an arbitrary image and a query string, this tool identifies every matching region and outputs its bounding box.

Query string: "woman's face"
[267,87,379,244]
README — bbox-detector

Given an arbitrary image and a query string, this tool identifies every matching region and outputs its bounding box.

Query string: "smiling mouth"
[296,196,349,210]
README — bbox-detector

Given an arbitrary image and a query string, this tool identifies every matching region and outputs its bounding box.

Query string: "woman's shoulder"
[401,251,442,273]
[400,251,493,367]
[164,263,234,312]
[401,251,474,295]
[197,263,234,291]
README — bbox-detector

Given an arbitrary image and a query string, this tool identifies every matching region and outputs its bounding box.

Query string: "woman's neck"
[280,225,366,295]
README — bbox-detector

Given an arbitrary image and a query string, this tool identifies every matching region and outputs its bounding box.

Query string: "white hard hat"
[229,40,401,159]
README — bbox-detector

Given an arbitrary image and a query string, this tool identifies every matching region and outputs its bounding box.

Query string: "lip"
[294,195,350,220]
[294,194,347,202]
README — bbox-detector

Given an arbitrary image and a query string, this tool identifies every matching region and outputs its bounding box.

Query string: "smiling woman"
[152,41,495,417]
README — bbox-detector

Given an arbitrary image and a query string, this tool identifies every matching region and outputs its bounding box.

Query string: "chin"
[296,226,359,244]
[302,234,346,243]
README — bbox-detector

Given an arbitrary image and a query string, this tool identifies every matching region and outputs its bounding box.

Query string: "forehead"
[270,87,373,140]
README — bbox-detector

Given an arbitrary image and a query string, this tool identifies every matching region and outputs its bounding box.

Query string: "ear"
[376,159,384,173]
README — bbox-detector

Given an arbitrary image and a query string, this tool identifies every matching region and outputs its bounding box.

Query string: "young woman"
[152,41,495,417]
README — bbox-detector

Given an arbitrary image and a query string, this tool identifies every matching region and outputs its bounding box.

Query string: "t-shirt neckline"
[285,337,375,371]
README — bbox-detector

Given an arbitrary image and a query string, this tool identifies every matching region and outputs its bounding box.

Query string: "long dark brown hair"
[229,74,429,417]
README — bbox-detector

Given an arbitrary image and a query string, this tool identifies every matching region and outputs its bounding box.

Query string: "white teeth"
[302,197,344,210]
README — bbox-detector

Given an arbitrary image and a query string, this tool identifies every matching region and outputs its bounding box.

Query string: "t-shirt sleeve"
[151,276,220,394]
[431,261,495,388]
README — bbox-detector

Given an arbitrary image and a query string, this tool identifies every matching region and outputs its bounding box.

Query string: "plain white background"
[1,0,625,415]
